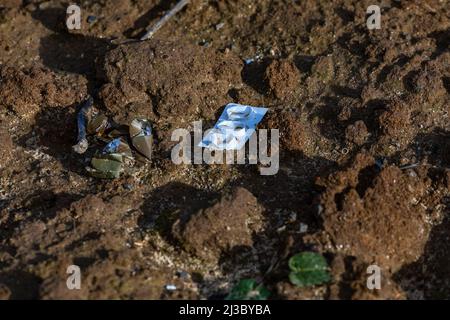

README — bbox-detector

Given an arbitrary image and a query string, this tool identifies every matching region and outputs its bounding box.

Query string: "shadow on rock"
[0,190,83,252]
[394,199,450,299]
[0,270,41,299]
[123,0,179,39]
[31,8,112,93]
[241,58,272,95]
[408,128,450,167]
[138,182,219,239]
[16,104,89,177]
[39,33,110,79]
[232,149,335,232]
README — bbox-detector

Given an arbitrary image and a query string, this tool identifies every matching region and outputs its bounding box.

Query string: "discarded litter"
[87,137,134,179]
[129,119,152,160]
[86,111,109,136]
[72,97,93,154]
[72,98,153,179]
[103,138,134,161]
[106,124,130,140]
[73,96,111,154]
[102,138,121,154]
[199,103,267,150]
[88,155,123,179]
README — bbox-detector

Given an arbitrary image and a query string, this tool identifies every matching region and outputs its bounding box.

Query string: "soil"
[0,0,449,300]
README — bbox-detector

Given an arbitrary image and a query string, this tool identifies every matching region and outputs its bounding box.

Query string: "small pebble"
[165,284,177,291]
[177,270,189,280]
[317,204,323,215]
[299,223,308,234]
[25,4,37,12]
[123,183,133,191]
[215,22,225,30]
[87,15,97,24]
[288,212,297,223]
[199,39,210,47]
[38,1,51,10]
[408,170,418,178]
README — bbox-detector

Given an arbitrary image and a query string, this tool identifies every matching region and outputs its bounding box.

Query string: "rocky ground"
[0,0,449,299]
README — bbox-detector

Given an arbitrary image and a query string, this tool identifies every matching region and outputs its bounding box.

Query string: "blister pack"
[199,103,268,150]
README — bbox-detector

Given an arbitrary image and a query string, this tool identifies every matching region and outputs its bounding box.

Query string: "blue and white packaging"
[199,103,268,150]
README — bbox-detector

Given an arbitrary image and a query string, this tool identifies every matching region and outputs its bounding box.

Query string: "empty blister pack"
[199,103,268,150]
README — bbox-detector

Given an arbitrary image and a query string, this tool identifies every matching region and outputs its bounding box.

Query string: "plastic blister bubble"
[199,103,268,150]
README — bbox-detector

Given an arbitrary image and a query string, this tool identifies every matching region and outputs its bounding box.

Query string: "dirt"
[265,59,301,100]
[172,187,264,263]
[0,0,449,300]
[99,38,243,155]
